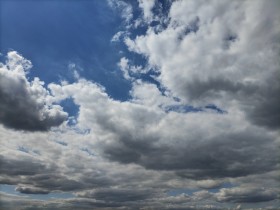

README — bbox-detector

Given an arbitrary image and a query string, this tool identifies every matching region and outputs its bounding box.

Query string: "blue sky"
[0,0,132,100]
[0,0,280,210]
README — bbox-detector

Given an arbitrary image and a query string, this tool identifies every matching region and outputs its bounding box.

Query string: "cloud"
[125,0,280,130]
[216,187,279,203]
[138,0,156,22]
[0,191,230,210]
[107,0,133,25]
[48,80,279,181]
[15,186,49,194]
[196,180,223,189]
[0,51,68,131]
[111,31,130,42]
[118,57,146,81]
[76,188,156,202]
[118,57,131,80]
[1,0,280,209]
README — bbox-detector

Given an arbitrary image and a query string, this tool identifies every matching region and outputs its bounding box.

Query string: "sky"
[0,0,279,209]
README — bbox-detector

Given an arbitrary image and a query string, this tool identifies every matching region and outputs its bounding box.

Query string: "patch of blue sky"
[18,146,29,154]
[165,104,227,114]
[30,191,75,201]
[81,147,95,157]
[205,104,227,114]
[17,146,40,155]
[167,182,235,197]
[208,182,235,193]
[59,98,79,118]
[67,116,78,127]
[0,53,5,63]
[0,0,131,101]
[167,188,198,196]
[140,72,162,86]
[0,185,22,196]
[70,127,91,135]
[164,105,203,113]
[55,141,68,147]
[152,0,173,18]
[0,184,75,200]
[110,1,168,82]
[226,34,238,42]
[178,17,200,40]
[114,43,162,92]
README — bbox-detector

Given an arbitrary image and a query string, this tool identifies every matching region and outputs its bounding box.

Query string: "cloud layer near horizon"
[0,0,280,209]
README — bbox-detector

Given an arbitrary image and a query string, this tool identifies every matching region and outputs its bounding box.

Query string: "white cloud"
[111,31,130,42]
[0,51,67,131]
[117,57,146,80]
[1,1,280,209]
[138,0,156,22]
[125,0,280,129]
[118,57,131,80]
[47,78,280,181]
[107,0,133,25]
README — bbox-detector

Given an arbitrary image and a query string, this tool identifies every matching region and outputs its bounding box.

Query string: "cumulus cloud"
[1,0,280,209]
[48,79,279,180]
[0,51,68,131]
[125,0,280,130]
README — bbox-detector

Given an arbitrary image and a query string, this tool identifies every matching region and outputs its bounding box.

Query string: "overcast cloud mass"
[0,0,280,209]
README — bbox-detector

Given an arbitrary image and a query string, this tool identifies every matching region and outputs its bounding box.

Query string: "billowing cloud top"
[0,51,68,131]
[0,0,280,210]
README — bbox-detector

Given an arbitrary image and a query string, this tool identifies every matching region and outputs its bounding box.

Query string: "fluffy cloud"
[0,51,68,131]
[49,80,279,181]
[4,75,279,208]
[125,0,280,130]
[1,0,280,209]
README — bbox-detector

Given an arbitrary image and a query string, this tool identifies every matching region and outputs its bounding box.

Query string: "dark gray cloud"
[244,81,280,130]
[30,174,85,192]
[0,155,48,176]
[0,51,67,131]
[0,155,111,193]
[0,87,67,131]
[76,188,155,202]
[180,77,256,101]
[102,127,278,179]
[183,76,280,130]
[15,186,49,194]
